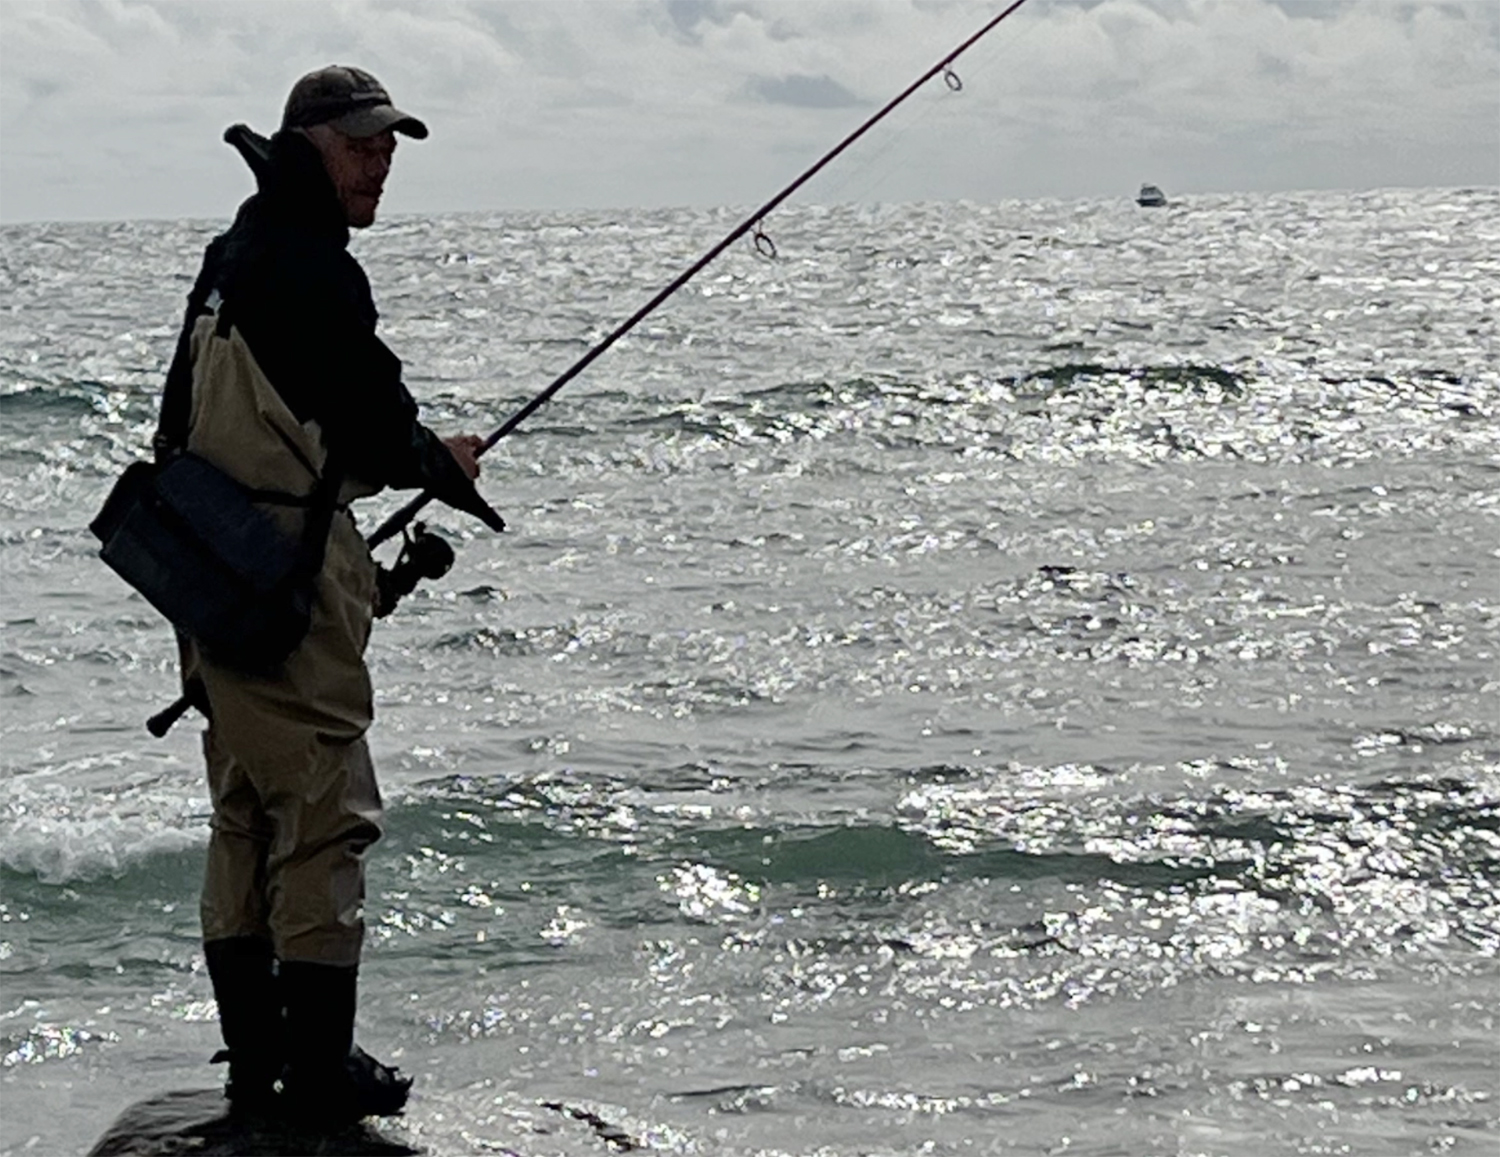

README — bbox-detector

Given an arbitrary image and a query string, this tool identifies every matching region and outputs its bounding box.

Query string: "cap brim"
[327,104,429,140]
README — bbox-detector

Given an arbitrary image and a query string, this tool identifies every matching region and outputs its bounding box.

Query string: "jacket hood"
[223,123,348,246]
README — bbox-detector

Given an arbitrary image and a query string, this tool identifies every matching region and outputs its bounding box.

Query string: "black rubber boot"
[278,960,412,1126]
[203,936,284,1116]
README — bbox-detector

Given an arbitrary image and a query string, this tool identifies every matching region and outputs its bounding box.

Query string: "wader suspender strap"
[153,283,217,462]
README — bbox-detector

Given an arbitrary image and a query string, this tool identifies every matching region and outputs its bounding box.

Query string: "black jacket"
[157,126,503,532]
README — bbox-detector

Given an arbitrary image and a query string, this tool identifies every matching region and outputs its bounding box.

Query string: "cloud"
[747,73,864,108]
[0,0,1496,222]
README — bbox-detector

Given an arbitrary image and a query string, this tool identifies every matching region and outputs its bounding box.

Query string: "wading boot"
[279,960,411,1127]
[203,936,284,1117]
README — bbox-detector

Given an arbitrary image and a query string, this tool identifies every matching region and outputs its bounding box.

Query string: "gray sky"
[1,0,1496,223]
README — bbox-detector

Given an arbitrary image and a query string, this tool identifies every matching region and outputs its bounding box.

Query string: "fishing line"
[369,0,1034,549]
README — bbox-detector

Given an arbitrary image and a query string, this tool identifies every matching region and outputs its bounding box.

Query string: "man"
[156,66,503,1125]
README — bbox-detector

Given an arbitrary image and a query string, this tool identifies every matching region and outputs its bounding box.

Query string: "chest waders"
[182,309,410,1121]
[176,309,383,967]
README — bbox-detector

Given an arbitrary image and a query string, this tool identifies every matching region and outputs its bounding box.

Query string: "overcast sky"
[1,0,1496,223]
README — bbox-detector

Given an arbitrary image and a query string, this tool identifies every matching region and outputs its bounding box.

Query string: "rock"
[540,1101,640,1150]
[87,1088,420,1156]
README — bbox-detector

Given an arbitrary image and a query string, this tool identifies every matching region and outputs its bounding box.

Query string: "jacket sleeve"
[333,330,506,531]
[230,245,504,531]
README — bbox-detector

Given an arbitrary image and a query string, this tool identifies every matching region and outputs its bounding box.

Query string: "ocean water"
[0,187,1497,1156]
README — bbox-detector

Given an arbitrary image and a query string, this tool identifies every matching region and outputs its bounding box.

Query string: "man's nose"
[368,152,392,180]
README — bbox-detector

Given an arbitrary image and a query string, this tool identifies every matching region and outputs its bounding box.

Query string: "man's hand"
[443,434,484,481]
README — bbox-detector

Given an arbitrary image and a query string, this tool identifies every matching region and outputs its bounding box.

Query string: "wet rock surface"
[87,1089,420,1156]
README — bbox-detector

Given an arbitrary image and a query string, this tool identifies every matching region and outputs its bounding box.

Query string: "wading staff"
[369,0,1030,550]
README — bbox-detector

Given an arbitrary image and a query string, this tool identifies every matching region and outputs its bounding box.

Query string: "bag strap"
[285,450,345,594]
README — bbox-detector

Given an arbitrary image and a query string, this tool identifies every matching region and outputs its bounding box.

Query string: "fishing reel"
[374,521,455,618]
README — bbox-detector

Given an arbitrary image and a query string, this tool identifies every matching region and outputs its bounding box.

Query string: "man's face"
[306,125,397,228]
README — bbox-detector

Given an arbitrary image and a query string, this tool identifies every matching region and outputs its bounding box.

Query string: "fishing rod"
[368,0,1031,550]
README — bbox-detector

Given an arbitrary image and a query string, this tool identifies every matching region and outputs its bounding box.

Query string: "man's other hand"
[443,435,483,481]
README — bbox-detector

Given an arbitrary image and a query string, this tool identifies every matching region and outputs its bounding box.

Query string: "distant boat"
[1136,183,1168,207]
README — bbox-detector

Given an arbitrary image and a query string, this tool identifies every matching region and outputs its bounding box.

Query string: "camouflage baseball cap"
[281,65,428,139]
